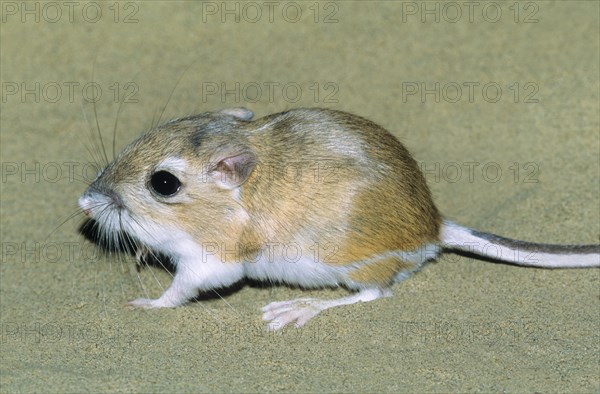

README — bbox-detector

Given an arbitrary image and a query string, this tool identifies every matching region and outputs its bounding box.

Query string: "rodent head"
[78,108,257,257]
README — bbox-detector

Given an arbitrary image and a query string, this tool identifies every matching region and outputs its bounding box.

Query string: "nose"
[78,195,93,216]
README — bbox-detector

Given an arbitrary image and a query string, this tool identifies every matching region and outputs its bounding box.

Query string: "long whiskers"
[152,60,198,130]
[90,56,109,167]
[69,60,239,323]
[45,207,90,242]
[80,102,106,171]
[111,70,141,161]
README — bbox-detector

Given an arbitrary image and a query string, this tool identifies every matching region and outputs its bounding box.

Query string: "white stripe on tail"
[441,220,600,268]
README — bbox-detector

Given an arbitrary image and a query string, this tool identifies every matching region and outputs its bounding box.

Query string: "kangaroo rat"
[78,107,600,330]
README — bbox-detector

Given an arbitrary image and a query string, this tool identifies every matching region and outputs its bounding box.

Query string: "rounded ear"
[208,147,257,189]
[219,107,254,121]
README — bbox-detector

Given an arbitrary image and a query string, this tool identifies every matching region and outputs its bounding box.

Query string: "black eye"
[150,171,181,197]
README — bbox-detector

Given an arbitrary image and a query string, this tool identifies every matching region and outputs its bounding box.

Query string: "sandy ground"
[1,1,598,392]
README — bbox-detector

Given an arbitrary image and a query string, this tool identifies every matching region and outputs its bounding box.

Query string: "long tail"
[440,220,600,268]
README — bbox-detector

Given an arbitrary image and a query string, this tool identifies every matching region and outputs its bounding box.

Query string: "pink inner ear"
[215,151,256,187]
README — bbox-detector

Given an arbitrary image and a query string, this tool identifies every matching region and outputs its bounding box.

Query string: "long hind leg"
[261,253,430,331]
[262,287,392,331]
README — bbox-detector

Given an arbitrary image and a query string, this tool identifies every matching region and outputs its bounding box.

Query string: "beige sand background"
[1,1,598,392]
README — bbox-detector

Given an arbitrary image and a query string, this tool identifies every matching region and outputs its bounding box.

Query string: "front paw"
[126,298,171,309]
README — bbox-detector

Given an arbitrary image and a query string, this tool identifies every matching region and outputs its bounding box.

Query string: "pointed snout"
[78,195,93,216]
